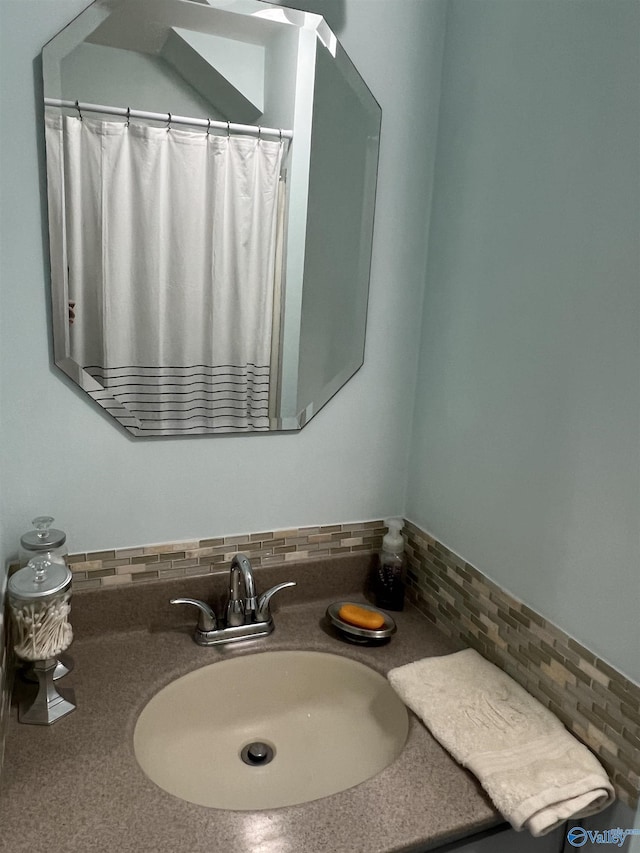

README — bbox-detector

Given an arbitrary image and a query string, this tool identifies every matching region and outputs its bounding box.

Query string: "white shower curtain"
[45,112,285,433]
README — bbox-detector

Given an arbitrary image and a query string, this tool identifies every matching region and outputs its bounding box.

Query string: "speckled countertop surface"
[0,558,502,853]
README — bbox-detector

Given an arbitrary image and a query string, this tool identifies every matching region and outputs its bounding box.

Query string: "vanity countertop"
[0,567,502,853]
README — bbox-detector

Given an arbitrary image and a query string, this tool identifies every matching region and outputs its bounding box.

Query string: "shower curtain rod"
[44,98,293,141]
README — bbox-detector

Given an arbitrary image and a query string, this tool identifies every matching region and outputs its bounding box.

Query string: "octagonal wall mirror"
[42,0,381,436]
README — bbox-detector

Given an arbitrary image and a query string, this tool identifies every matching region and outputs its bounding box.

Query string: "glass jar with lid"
[18,516,67,568]
[8,555,73,662]
[8,555,76,724]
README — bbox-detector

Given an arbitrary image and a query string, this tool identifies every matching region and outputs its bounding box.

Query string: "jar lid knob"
[32,516,55,541]
[30,555,52,585]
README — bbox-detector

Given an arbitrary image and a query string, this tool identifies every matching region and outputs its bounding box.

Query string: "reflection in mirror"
[42,0,381,436]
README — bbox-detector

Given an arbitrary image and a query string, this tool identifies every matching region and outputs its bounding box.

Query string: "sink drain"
[240,741,275,766]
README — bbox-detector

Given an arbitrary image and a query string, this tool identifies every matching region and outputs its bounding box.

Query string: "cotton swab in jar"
[8,556,74,663]
[11,597,73,660]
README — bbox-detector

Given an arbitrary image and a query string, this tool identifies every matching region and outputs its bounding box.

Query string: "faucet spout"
[229,553,257,621]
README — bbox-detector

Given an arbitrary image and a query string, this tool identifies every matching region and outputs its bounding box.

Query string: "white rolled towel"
[388,649,614,836]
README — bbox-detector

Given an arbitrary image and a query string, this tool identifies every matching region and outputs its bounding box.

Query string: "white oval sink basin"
[134,650,408,810]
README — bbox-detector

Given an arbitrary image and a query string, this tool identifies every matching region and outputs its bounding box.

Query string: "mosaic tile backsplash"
[65,518,639,808]
[404,520,640,810]
[67,521,386,591]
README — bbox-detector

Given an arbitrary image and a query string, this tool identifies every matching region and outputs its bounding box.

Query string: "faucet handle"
[170,598,217,631]
[256,581,296,622]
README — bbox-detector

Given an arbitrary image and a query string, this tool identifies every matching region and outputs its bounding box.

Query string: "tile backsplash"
[404,520,640,810]
[63,517,639,809]
[67,520,386,591]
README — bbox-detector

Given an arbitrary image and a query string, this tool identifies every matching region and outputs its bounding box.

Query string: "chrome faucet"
[170,553,295,647]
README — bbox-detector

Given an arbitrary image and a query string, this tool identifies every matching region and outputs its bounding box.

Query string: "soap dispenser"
[374,518,406,611]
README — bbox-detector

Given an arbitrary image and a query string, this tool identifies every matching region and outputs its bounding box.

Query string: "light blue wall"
[406,0,640,682]
[0,0,444,559]
[60,43,220,117]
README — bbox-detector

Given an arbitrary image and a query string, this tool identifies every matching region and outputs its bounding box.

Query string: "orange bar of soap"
[338,603,385,630]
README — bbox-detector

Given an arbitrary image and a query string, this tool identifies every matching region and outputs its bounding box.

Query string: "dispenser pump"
[374,518,406,611]
[382,518,404,557]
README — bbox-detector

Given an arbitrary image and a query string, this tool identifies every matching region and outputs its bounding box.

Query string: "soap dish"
[326,601,396,644]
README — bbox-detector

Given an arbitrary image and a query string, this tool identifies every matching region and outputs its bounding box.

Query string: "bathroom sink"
[133,650,409,810]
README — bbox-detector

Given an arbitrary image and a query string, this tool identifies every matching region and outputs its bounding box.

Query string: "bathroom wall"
[0,1,445,553]
[406,0,640,683]
[60,43,219,118]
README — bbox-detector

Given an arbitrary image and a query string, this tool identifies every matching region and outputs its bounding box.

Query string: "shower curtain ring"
[75,100,82,121]
[126,107,130,128]
[167,112,172,131]
[258,125,262,141]
[207,118,211,136]
[227,120,231,138]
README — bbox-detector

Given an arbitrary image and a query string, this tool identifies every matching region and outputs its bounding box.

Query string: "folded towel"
[388,649,614,836]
